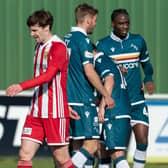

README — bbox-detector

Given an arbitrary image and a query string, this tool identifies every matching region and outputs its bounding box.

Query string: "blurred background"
[0,0,168,167]
[0,0,168,92]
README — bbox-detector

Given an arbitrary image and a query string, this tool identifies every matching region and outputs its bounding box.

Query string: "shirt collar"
[110,31,129,42]
[40,35,63,47]
[71,27,87,36]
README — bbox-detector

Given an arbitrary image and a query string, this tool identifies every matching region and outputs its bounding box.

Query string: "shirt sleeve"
[20,42,67,90]
[140,37,154,82]
[95,54,113,81]
[96,40,105,53]
[79,38,93,65]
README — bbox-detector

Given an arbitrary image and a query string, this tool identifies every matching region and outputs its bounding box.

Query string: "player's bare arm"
[68,106,81,120]
[98,98,106,123]
[98,75,115,122]
[84,63,114,109]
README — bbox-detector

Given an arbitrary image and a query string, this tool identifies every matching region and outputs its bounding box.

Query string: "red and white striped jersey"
[20,35,69,118]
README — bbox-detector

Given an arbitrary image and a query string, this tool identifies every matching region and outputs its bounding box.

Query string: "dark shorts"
[102,117,130,150]
[130,103,149,127]
[70,105,99,139]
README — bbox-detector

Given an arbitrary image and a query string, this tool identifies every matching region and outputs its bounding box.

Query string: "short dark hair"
[27,9,53,30]
[75,3,98,24]
[111,9,129,22]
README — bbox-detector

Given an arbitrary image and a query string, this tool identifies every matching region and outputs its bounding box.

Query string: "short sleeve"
[79,38,93,65]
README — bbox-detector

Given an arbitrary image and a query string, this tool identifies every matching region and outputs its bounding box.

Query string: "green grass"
[0,156,54,168]
[0,156,168,168]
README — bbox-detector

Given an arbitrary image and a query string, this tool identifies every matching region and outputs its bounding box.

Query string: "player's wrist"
[144,75,153,83]
[19,82,25,90]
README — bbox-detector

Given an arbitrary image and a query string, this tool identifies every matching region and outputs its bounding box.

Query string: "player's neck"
[41,32,53,45]
[76,24,87,34]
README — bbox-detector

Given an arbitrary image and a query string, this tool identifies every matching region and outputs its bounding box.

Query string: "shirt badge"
[44,51,49,58]
[131,43,138,51]
[110,47,115,52]
[85,111,90,118]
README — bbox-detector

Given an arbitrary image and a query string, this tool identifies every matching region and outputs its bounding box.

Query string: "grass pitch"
[0,156,54,168]
[0,156,168,168]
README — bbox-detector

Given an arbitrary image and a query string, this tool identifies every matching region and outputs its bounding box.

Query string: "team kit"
[6,3,155,168]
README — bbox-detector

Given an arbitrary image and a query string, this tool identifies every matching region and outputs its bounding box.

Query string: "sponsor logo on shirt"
[121,62,139,69]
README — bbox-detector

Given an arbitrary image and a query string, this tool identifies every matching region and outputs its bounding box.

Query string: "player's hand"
[104,95,115,109]
[98,106,105,123]
[145,81,155,95]
[6,84,23,97]
[68,106,80,120]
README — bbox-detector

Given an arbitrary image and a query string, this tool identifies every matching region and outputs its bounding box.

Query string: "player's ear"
[85,15,91,25]
[44,25,50,32]
[111,21,114,28]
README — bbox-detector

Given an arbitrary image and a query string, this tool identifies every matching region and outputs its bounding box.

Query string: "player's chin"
[121,31,128,37]
[34,37,39,42]
[87,28,94,34]
[87,31,93,35]
[35,39,39,43]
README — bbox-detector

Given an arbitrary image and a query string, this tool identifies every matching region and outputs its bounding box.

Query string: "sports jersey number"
[64,39,71,58]
[67,48,71,57]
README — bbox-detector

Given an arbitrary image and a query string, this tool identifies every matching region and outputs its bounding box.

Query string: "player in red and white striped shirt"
[6,9,75,168]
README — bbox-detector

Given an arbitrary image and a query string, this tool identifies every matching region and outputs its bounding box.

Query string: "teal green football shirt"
[97,32,154,105]
[64,27,95,106]
[94,52,130,117]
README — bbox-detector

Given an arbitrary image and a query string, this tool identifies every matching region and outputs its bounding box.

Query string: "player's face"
[112,13,130,39]
[87,15,97,34]
[29,24,48,43]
